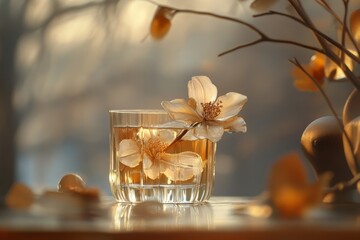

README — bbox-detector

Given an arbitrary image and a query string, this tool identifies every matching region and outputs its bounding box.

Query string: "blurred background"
[0,0,358,198]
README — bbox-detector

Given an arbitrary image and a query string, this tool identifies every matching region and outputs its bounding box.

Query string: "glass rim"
[109,109,167,114]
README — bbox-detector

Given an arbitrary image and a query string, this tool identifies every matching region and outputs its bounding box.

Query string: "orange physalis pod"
[150,7,176,40]
[292,53,325,91]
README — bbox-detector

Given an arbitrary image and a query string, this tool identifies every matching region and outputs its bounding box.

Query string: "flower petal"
[216,92,247,120]
[118,139,141,168]
[194,124,224,142]
[188,76,217,114]
[143,155,160,180]
[160,152,203,181]
[161,99,202,123]
[157,129,177,146]
[221,116,247,133]
[292,64,323,91]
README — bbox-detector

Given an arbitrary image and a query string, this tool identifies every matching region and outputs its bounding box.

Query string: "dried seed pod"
[58,173,86,192]
[5,183,34,210]
[150,7,175,40]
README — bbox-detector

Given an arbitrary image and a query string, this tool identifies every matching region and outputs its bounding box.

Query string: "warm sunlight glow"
[46,10,102,46]
[25,0,52,27]
[115,1,154,43]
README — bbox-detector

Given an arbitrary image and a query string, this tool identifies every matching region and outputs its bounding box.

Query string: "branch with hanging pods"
[142,0,360,90]
[142,0,360,181]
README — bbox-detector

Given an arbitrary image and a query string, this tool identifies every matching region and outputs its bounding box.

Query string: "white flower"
[161,76,247,142]
[117,129,203,181]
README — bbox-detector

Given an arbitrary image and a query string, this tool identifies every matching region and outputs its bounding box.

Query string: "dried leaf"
[292,53,325,92]
[5,183,34,210]
[269,152,330,218]
[150,7,175,40]
[350,9,360,43]
[269,152,307,191]
[292,65,323,91]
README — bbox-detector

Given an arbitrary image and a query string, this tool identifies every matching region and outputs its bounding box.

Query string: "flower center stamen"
[146,136,168,158]
[201,101,223,120]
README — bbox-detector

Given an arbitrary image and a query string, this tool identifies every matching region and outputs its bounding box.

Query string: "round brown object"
[301,116,354,186]
[58,173,86,192]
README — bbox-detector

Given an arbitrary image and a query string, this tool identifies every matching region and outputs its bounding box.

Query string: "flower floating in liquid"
[117,128,203,181]
[162,76,247,142]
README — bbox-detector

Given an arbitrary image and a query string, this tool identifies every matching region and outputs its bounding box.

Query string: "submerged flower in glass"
[109,110,216,203]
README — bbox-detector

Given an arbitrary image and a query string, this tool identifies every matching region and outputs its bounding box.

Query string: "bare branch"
[218,37,324,57]
[141,0,360,89]
[140,1,325,58]
[316,0,360,56]
[290,0,360,90]
[140,0,267,38]
[328,173,360,193]
[340,0,349,65]
[218,39,263,57]
[290,0,330,50]
[253,10,360,63]
[290,58,360,171]
[316,0,343,23]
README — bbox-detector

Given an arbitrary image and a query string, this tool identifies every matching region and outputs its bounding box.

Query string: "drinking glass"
[109,109,216,203]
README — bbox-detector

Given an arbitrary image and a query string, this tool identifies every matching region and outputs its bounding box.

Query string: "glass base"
[112,184,210,204]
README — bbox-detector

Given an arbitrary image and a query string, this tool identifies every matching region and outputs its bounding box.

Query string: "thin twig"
[290,0,330,51]
[316,0,360,57]
[290,58,360,172]
[253,10,360,63]
[327,173,360,193]
[218,39,263,57]
[316,0,343,23]
[140,0,323,57]
[139,0,266,37]
[290,0,360,90]
[218,37,324,57]
[141,0,360,90]
[340,0,349,66]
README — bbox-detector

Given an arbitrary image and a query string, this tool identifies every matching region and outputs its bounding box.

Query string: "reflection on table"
[0,197,360,240]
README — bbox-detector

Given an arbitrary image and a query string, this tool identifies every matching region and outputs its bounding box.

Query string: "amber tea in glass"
[109,110,216,203]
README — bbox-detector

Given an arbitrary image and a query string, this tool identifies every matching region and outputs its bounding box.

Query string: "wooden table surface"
[0,196,360,240]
